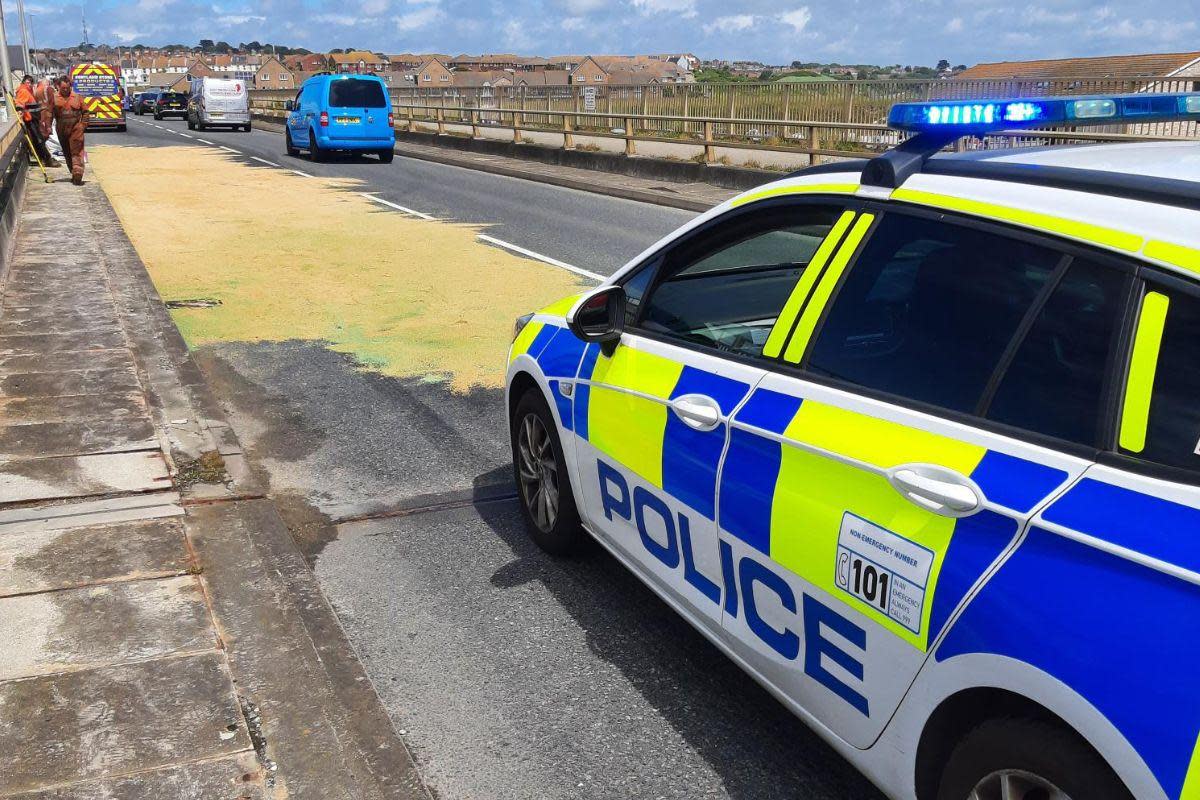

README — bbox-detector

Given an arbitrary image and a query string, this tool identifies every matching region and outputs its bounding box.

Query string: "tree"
[215,41,232,53]
[936,59,951,72]
[758,69,774,80]
[954,64,966,72]
[199,39,214,52]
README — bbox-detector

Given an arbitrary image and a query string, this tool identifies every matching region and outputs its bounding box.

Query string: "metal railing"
[250,75,1200,166]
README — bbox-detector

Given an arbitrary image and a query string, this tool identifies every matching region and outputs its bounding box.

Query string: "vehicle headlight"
[512,313,534,341]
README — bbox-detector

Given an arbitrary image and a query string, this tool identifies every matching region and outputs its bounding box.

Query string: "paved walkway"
[0,170,425,799]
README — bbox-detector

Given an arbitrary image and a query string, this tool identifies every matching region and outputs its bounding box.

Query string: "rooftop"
[958,51,1200,80]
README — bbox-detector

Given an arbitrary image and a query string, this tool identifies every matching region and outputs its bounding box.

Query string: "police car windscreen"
[329,80,387,108]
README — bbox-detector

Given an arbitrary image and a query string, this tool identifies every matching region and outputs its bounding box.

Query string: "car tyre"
[154,112,162,120]
[187,117,195,130]
[309,129,326,162]
[511,388,584,556]
[378,148,394,163]
[937,718,1134,800]
[285,129,299,157]
[116,124,127,132]
[243,124,252,132]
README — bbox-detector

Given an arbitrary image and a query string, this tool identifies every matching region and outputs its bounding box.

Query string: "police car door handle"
[669,394,722,432]
[886,464,983,518]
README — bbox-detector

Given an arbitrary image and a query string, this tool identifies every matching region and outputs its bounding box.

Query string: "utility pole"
[81,10,88,48]
[14,0,27,78]
[0,0,14,97]
[26,12,34,75]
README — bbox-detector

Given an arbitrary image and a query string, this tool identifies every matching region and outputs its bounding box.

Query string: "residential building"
[648,53,699,72]
[569,56,608,84]
[958,51,1200,82]
[284,53,329,73]
[255,57,295,90]
[330,50,389,74]
[414,58,453,86]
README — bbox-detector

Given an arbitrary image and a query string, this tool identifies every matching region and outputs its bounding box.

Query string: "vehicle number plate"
[834,513,934,634]
[336,116,360,124]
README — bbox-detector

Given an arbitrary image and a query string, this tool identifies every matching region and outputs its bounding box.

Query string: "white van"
[187,78,251,132]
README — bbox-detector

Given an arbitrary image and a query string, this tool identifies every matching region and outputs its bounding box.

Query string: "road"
[98,116,692,276]
[89,119,886,800]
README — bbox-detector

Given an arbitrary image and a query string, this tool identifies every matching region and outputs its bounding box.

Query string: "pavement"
[0,165,426,799]
[75,121,886,799]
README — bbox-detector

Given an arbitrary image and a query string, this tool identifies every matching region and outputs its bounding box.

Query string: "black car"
[153,92,188,120]
[134,91,159,115]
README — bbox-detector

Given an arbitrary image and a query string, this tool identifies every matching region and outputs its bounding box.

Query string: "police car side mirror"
[568,285,625,350]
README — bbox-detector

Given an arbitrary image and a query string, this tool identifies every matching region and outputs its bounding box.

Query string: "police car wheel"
[512,389,582,555]
[937,719,1132,800]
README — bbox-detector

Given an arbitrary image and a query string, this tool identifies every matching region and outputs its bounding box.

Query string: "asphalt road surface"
[91,119,886,800]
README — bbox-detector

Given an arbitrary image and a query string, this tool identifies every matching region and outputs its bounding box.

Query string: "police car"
[506,93,1200,800]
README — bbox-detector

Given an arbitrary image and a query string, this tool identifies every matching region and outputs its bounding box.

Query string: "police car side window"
[636,205,843,358]
[1123,286,1200,473]
[806,214,1061,415]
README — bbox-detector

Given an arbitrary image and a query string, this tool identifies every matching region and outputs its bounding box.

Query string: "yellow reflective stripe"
[508,320,544,363]
[783,213,875,363]
[1120,291,1170,454]
[1181,729,1200,800]
[538,293,581,318]
[1145,240,1200,277]
[587,347,683,487]
[762,210,857,359]
[891,188,1144,253]
[731,183,859,208]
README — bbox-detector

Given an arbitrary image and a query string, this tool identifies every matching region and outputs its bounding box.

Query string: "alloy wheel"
[517,412,559,533]
[969,770,1071,800]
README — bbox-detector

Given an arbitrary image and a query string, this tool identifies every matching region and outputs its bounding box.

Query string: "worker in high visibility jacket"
[52,75,87,185]
[14,76,58,167]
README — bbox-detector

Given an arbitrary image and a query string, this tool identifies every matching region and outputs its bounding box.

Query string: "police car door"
[571,199,855,627]
[719,205,1128,747]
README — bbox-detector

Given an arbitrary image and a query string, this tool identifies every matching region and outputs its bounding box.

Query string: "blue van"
[284,74,395,163]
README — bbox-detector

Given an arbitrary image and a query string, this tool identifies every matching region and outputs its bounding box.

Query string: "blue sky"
[16,0,1198,66]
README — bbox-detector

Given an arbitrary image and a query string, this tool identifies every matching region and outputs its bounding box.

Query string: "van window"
[329,79,387,108]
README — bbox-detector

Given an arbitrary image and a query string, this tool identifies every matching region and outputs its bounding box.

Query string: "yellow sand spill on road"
[88,145,584,391]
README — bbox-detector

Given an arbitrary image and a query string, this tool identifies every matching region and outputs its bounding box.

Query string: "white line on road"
[179,133,194,138]
[197,139,214,145]
[291,169,315,178]
[219,146,238,152]
[476,234,603,282]
[360,193,436,221]
[250,156,280,167]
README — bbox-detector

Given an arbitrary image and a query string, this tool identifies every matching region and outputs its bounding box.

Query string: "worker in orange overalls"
[35,76,55,139]
[14,75,58,167]
[52,75,87,185]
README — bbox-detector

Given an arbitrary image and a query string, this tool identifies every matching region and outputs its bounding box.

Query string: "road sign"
[583,87,597,112]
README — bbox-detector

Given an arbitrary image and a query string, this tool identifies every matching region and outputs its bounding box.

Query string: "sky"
[12,0,1198,66]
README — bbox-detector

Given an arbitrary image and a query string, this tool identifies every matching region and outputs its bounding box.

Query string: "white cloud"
[943,16,963,32]
[110,28,147,42]
[780,7,811,33]
[630,0,697,19]
[561,16,586,30]
[312,12,361,24]
[559,0,606,12]
[218,13,266,23]
[393,3,440,29]
[704,13,755,34]
[360,0,390,14]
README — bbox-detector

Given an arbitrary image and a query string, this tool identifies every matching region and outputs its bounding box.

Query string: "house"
[388,53,450,74]
[255,57,295,90]
[570,56,690,85]
[141,71,192,92]
[512,71,571,88]
[648,53,699,72]
[957,51,1200,83]
[450,70,513,88]
[414,58,453,86]
[284,53,328,73]
[330,50,389,74]
[569,56,609,84]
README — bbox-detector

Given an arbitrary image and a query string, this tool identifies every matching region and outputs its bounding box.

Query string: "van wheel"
[937,719,1133,800]
[243,124,252,132]
[378,149,394,164]
[196,120,205,131]
[187,117,195,130]
[285,129,299,157]
[309,129,326,162]
[511,388,583,555]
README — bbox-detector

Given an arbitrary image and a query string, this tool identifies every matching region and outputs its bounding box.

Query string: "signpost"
[582,86,596,113]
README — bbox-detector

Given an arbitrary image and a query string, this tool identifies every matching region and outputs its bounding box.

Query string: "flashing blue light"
[889,92,1200,133]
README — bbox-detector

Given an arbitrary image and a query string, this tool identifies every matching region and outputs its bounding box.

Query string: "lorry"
[187,77,251,132]
[70,63,126,131]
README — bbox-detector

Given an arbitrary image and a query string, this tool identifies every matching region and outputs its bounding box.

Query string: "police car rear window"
[328,80,387,108]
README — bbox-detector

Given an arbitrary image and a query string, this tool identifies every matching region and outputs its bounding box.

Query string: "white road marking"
[476,234,602,281]
[250,156,280,167]
[219,146,237,152]
[291,169,315,178]
[360,193,436,221]
[197,139,214,145]
[179,133,194,138]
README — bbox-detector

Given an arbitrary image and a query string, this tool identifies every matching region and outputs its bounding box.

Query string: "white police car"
[507,93,1200,800]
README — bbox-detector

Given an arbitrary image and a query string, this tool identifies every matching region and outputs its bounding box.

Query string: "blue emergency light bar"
[888,93,1200,133]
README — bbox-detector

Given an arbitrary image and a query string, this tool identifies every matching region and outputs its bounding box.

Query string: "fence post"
[808,125,821,166]
[703,120,715,164]
[470,108,479,138]
[436,106,445,135]
[513,108,522,143]
[563,112,574,150]
[406,103,413,131]
[625,117,636,156]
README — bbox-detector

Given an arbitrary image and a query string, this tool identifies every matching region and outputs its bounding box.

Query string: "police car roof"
[940,140,1200,185]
